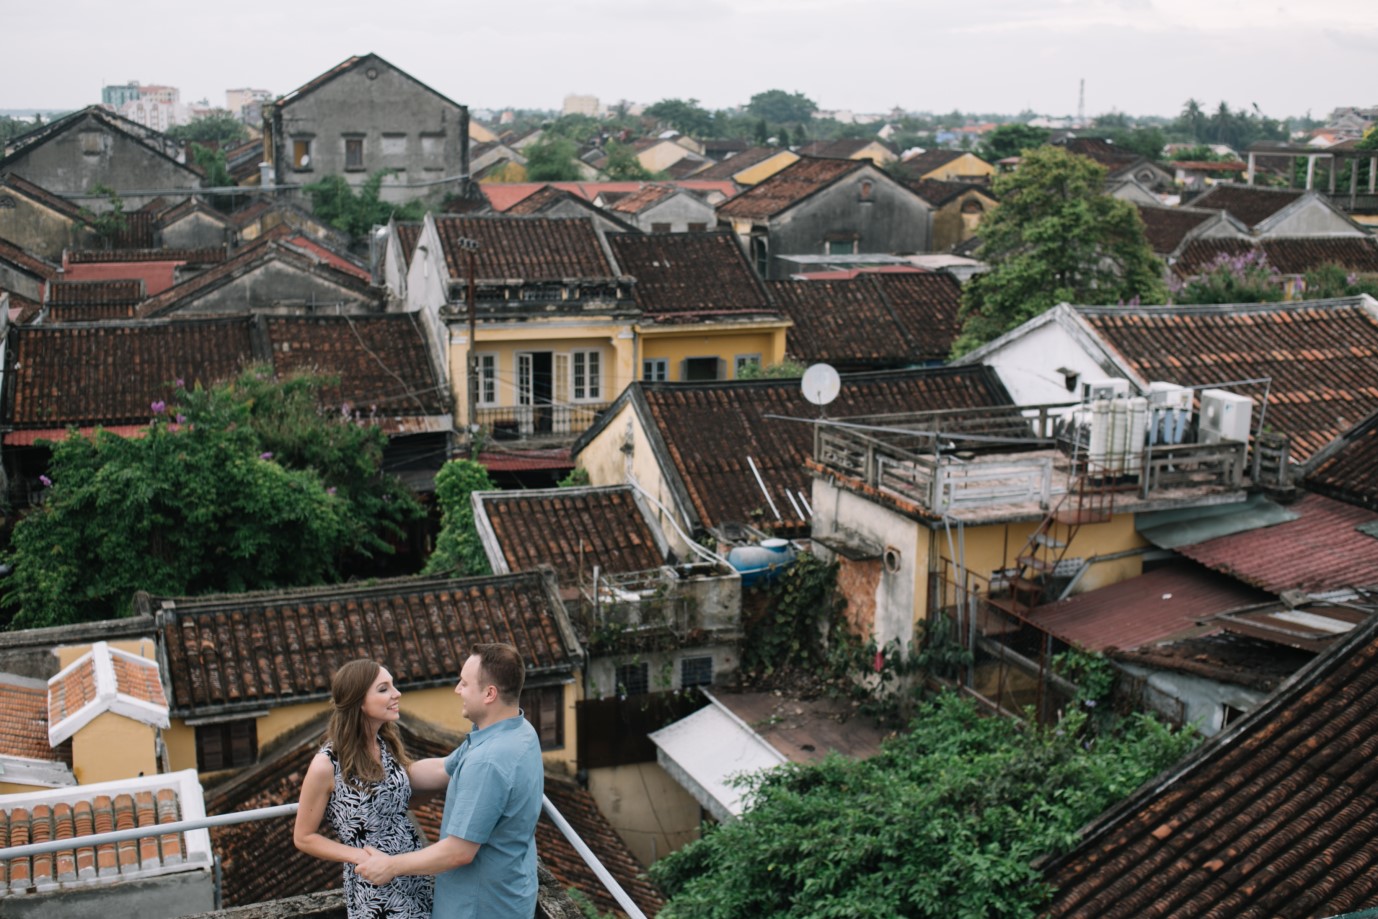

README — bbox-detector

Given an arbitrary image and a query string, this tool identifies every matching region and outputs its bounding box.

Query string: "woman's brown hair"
[326,658,412,786]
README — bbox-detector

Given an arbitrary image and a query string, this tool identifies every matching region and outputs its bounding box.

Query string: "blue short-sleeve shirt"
[432,714,544,919]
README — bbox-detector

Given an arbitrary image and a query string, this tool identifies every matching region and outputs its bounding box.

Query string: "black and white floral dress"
[322,740,434,919]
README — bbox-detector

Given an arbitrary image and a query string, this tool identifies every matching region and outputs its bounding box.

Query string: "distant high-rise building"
[226,87,272,124]
[563,94,600,118]
[101,81,141,108]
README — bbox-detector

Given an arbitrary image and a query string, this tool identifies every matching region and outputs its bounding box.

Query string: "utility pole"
[456,237,481,458]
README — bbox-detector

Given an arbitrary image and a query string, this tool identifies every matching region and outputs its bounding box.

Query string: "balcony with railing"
[476,402,612,442]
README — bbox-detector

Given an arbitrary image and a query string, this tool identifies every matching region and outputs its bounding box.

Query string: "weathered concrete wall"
[631,195,715,233]
[0,193,86,260]
[166,261,380,315]
[0,868,214,919]
[161,212,231,250]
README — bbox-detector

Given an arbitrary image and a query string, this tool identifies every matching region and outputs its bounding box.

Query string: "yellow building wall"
[73,714,157,784]
[470,122,498,144]
[639,325,788,380]
[922,153,995,182]
[165,720,198,773]
[637,143,692,174]
[449,322,636,426]
[54,638,158,669]
[734,151,799,186]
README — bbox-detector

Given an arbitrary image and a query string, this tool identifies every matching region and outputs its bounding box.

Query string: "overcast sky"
[3,0,1376,122]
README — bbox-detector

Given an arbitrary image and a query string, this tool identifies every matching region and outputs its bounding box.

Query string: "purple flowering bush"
[1170,248,1283,305]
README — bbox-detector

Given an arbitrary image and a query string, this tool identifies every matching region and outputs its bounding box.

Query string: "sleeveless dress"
[321,740,435,919]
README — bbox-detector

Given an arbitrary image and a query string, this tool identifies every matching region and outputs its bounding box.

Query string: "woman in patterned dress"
[294,659,434,918]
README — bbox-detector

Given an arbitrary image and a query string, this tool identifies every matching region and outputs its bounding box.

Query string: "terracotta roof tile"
[1135,204,1222,255]
[478,486,666,583]
[1042,613,1378,918]
[905,178,993,207]
[1076,299,1378,461]
[433,215,616,281]
[0,679,53,761]
[1172,492,1378,595]
[797,139,890,159]
[767,272,962,366]
[504,185,576,215]
[65,247,225,265]
[1173,236,1378,277]
[606,184,679,215]
[47,643,169,746]
[717,157,864,220]
[608,232,772,318]
[1185,183,1307,228]
[690,146,784,182]
[896,149,965,176]
[1306,409,1378,511]
[0,235,60,281]
[48,279,146,306]
[625,366,1015,533]
[0,174,84,220]
[156,572,579,719]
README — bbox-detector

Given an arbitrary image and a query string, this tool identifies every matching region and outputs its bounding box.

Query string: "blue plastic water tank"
[728,538,797,587]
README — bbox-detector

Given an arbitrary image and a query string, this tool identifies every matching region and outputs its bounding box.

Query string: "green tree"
[651,692,1197,919]
[644,98,714,138]
[523,135,585,182]
[747,89,818,125]
[1169,250,1283,304]
[165,110,249,146]
[1178,99,1206,143]
[76,184,127,249]
[1099,126,1168,161]
[304,170,426,239]
[1302,263,1378,299]
[954,146,1166,354]
[979,123,1051,162]
[423,460,495,577]
[600,140,652,180]
[736,359,807,380]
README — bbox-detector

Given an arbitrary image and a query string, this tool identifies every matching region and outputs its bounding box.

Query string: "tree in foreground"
[953,146,1165,354]
[650,692,1197,919]
[3,369,423,628]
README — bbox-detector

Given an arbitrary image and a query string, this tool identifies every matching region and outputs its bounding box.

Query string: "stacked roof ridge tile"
[1042,614,1378,918]
[0,680,55,762]
[608,231,772,318]
[66,248,226,265]
[433,215,616,280]
[1305,409,1378,511]
[0,236,60,279]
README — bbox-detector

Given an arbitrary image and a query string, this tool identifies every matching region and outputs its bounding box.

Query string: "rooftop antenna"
[1078,78,1085,127]
[801,363,840,418]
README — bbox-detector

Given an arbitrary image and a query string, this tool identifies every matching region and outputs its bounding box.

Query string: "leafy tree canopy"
[953,146,1166,354]
[3,368,423,628]
[747,89,818,125]
[644,98,715,138]
[523,135,585,182]
[423,459,495,578]
[979,123,1051,162]
[1097,126,1168,161]
[165,110,249,146]
[303,169,426,238]
[651,691,1197,919]
[77,184,127,249]
[600,139,652,180]
[1302,263,1378,300]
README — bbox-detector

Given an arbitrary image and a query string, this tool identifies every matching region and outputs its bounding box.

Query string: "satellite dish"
[801,363,840,407]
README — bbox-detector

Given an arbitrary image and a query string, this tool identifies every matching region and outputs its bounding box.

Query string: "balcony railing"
[475,403,611,440]
[0,797,648,918]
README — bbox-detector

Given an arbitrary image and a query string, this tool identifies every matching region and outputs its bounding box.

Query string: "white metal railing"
[0,797,648,918]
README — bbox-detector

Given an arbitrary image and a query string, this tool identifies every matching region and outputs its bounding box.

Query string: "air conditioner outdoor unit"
[1198,389,1253,444]
[1080,377,1130,404]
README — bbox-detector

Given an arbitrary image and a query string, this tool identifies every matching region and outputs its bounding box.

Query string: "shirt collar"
[467,711,526,748]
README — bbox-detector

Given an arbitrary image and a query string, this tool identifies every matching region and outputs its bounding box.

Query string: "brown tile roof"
[65,247,226,265]
[394,221,423,263]
[606,184,678,215]
[716,157,864,220]
[1171,492,1378,596]
[1076,299,1378,461]
[1305,409,1378,511]
[905,179,993,207]
[896,149,965,177]
[0,772,209,894]
[261,314,449,418]
[6,316,255,429]
[432,215,617,281]
[1041,612,1378,918]
[1134,204,1222,255]
[3,289,42,325]
[0,173,84,220]
[767,272,963,366]
[503,185,575,215]
[797,139,888,159]
[48,279,146,306]
[0,678,53,762]
[155,571,579,719]
[1185,183,1307,228]
[1058,136,1140,168]
[665,158,709,180]
[1025,562,1275,653]
[478,485,666,584]
[608,231,772,318]
[1112,631,1317,694]
[1172,236,1378,277]
[0,235,60,281]
[46,657,98,727]
[605,366,1016,533]
[226,198,272,229]
[690,146,783,182]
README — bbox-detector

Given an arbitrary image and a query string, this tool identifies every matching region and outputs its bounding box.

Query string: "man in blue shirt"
[357,643,544,919]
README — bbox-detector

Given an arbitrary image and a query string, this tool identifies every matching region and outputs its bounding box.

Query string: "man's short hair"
[471,643,526,704]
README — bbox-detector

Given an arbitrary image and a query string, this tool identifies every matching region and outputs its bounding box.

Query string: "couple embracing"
[294,643,544,918]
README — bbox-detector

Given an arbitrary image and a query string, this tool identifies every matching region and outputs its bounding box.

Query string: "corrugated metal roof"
[1137,493,1299,549]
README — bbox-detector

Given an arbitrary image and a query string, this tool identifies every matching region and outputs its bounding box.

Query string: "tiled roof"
[1024,562,1274,653]
[47,642,169,746]
[606,366,1015,533]
[155,571,579,718]
[905,178,993,207]
[716,157,865,220]
[65,247,225,265]
[1076,298,1378,461]
[227,198,273,229]
[432,215,617,281]
[262,313,449,418]
[0,173,84,219]
[156,196,235,229]
[606,184,679,215]
[0,676,53,762]
[0,770,210,896]
[690,146,784,182]
[896,149,965,176]
[1171,492,1378,595]
[48,279,145,305]
[1172,236,1378,277]
[6,316,255,429]
[1134,204,1222,255]
[1113,632,1316,694]
[665,157,709,180]
[477,485,666,583]
[503,185,576,215]
[797,139,887,159]
[479,181,739,213]
[1185,183,1306,228]
[1042,613,1378,918]
[3,289,43,325]
[767,272,963,366]
[0,235,60,280]
[394,221,423,263]
[608,231,772,318]
[1058,136,1140,168]
[1305,409,1378,511]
